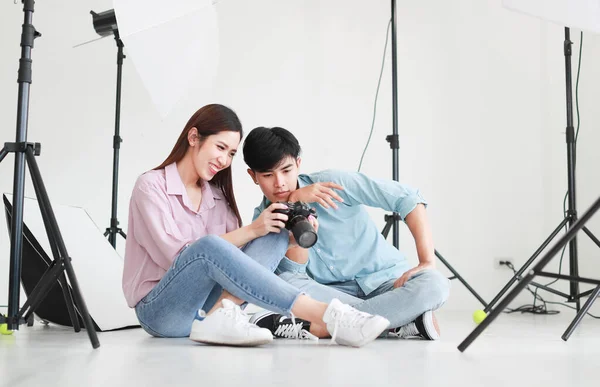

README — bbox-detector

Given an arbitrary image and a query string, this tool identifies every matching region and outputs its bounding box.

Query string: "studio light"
[91,9,119,37]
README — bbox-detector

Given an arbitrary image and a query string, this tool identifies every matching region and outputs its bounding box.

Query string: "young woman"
[122,104,389,347]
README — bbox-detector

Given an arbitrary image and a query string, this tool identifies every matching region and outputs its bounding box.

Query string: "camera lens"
[297,230,317,248]
[289,216,317,248]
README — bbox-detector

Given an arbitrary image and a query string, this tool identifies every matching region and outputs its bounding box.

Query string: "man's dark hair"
[243,127,301,172]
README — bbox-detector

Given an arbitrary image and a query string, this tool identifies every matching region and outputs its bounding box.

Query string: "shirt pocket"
[206,223,226,236]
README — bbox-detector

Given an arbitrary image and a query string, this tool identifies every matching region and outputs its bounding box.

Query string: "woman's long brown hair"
[155,104,243,227]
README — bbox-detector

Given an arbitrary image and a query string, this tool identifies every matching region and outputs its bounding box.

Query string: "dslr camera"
[273,202,318,248]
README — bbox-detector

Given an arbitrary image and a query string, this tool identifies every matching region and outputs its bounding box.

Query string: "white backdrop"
[1,0,600,316]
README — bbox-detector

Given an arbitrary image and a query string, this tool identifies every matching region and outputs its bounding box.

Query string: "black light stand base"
[470,28,600,343]
[0,143,100,349]
[458,196,600,352]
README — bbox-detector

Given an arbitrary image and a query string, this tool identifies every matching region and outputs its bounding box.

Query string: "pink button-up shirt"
[122,162,239,307]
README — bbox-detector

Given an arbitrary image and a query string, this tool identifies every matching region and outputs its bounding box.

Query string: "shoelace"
[393,322,419,338]
[273,322,318,340]
[223,304,253,328]
[288,313,319,341]
[329,311,341,344]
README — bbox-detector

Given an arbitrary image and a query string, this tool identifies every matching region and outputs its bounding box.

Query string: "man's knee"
[416,269,450,309]
[267,231,290,251]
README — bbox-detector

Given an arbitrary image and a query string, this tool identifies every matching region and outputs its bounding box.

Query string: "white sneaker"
[322,299,390,347]
[390,311,440,340]
[189,299,273,346]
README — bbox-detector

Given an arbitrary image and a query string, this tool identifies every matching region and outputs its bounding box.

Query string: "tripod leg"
[458,195,600,352]
[119,229,127,239]
[458,270,533,352]
[63,254,99,342]
[19,261,63,318]
[381,215,393,240]
[57,273,81,332]
[562,285,600,341]
[582,226,600,249]
[23,271,81,332]
[7,149,27,331]
[435,250,487,307]
[0,147,8,163]
[24,150,81,332]
[25,148,99,348]
[483,217,569,312]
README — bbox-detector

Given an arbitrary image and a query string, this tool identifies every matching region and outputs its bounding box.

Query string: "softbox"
[3,194,139,331]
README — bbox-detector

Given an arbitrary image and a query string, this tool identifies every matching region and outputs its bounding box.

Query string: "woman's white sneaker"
[189,299,273,346]
[322,299,390,347]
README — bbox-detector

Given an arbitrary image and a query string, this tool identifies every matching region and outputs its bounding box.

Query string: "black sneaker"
[249,310,318,340]
[390,311,440,340]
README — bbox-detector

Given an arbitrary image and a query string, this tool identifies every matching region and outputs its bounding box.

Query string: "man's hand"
[250,203,289,237]
[393,262,435,288]
[289,182,344,209]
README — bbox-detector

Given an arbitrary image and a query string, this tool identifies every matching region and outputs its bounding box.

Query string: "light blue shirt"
[252,169,427,295]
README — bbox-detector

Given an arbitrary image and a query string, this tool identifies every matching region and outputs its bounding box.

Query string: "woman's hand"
[251,203,289,238]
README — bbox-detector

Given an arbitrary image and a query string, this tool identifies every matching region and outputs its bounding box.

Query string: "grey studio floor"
[1,310,599,387]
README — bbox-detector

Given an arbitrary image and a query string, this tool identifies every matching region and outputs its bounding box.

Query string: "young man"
[242,127,450,340]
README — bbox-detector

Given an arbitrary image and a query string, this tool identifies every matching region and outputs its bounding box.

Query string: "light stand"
[90,9,127,249]
[458,196,600,351]
[0,0,99,348]
[383,0,487,308]
[459,27,600,351]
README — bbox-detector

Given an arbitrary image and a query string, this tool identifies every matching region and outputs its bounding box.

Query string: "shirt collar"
[297,174,310,189]
[165,162,185,196]
[164,162,216,212]
[199,181,216,212]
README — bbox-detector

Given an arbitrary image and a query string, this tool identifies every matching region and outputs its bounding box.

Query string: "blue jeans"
[135,232,301,337]
[275,257,450,329]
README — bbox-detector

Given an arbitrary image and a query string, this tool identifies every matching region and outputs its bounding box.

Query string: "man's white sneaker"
[322,299,390,347]
[390,310,440,340]
[189,299,273,346]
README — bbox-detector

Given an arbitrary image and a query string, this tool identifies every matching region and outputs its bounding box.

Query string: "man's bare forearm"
[404,203,435,266]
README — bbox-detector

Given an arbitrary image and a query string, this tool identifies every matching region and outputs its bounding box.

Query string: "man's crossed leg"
[251,257,451,340]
